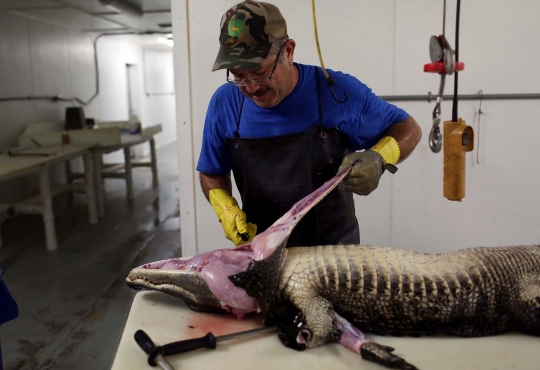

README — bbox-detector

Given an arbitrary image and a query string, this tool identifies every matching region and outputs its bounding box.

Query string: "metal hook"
[430,100,443,153]
[330,86,348,103]
[429,124,442,152]
[325,75,348,103]
[429,74,445,153]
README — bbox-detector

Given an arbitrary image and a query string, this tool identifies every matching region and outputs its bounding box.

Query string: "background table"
[83,132,160,218]
[0,144,96,250]
[111,291,540,370]
[19,124,162,218]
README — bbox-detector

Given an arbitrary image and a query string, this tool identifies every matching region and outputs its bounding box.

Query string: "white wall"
[97,36,176,163]
[0,12,177,201]
[172,0,540,257]
[0,13,99,202]
[143,48,177,149]
[0,14,100,148]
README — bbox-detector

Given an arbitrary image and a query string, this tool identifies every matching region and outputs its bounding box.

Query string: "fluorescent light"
[99,0,143,18]
[158,37,174,47]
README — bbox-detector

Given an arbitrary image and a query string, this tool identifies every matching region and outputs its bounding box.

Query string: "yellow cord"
[311,0,329,79]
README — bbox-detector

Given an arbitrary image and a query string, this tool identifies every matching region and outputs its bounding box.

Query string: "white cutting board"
[111,291,540,370]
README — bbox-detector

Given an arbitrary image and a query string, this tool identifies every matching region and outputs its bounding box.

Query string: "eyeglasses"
[226,44,285,87]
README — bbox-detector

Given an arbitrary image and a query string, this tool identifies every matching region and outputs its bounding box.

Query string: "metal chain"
[429,0,447,153]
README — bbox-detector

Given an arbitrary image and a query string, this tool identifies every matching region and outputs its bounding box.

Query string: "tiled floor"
[0,141,182,370]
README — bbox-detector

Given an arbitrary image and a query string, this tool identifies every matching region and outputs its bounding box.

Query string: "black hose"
[452,0,461,122]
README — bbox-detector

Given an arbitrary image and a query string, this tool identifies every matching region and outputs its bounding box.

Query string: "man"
[197,1,422,247]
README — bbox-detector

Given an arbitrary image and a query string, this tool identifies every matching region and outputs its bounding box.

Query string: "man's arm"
[384,115,422,164]
[199,172,232,201]
[338,115,422,195]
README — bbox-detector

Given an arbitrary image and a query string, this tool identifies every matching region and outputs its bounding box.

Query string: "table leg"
[92,149,105,218]
[124,147,134,201]
[39,166,58,251]
[65,160,74,207]
[65,159,73,184]
[149,138,159,188]
[83,152,98,224]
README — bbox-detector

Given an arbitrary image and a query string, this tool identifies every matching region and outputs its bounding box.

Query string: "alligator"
[127,166,540,369]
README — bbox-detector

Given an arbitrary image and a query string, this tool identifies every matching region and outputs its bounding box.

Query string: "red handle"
[424,61,465,73]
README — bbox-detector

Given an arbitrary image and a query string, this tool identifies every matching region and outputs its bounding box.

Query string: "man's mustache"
[247,88,268,97]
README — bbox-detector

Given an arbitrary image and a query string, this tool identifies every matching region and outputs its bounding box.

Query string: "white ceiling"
[0,0,172,33]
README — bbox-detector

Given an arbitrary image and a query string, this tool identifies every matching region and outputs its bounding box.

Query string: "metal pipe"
[380,93,540,102]
[0,31,171,105]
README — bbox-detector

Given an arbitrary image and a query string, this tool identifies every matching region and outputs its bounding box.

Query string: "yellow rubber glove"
[209,189,257,246]
[371,136,401,166]
[338,136,400,195]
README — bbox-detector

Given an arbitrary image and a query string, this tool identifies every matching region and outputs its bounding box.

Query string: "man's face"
[229,42,295,108]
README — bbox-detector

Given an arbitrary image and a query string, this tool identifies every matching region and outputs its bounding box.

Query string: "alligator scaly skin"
[233,244,540,350]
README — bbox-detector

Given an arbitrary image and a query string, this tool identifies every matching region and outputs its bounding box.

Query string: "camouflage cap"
[212,1,288,72]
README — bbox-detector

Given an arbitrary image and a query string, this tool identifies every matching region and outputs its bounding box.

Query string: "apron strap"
[315,69,327,138]
[316,69,323,126]
[234,96,246,147]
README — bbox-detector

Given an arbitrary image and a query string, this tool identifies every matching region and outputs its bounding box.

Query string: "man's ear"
[285,39,296,65]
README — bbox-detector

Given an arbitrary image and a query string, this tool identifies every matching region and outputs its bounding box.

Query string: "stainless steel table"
[111,291,540,370]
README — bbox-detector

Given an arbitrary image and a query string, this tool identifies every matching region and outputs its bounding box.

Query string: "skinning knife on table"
[135,326,278,369]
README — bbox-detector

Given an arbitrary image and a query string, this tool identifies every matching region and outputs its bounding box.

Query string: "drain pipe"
[380,92,540,102]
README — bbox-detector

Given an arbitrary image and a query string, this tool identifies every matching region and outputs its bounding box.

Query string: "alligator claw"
[378,344,395,352]
[360,342,418,370]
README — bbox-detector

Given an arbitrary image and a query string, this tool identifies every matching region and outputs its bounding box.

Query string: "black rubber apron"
[226,73,359,247]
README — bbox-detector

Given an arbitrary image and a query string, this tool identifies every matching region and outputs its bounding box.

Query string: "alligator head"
[126,257,225,313]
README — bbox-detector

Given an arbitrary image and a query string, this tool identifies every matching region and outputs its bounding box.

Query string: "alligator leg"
[276,295,341,351]
[518,282,540,336]
[276,296,418,370]
[335,313,418,370]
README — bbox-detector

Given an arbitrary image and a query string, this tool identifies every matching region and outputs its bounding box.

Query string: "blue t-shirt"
[197,63,409,175]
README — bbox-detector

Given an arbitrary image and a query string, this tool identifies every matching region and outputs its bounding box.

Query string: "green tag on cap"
[228,19,244,37]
